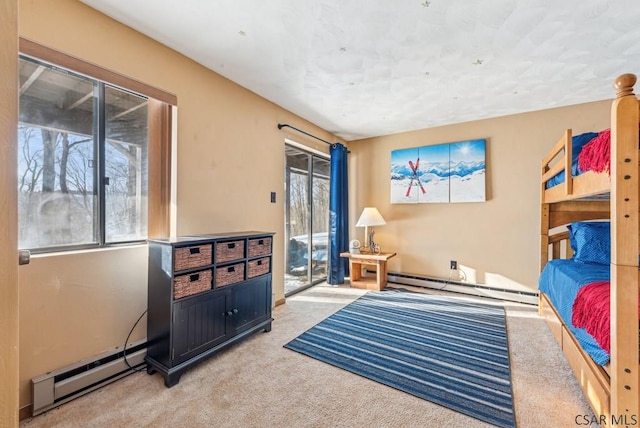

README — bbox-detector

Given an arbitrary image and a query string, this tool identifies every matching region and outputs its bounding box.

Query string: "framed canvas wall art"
[390,139,486,204]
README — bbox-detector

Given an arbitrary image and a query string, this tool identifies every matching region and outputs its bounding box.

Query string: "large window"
[18,55,152,251]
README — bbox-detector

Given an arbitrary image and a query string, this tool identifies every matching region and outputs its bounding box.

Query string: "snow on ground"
[391,170,485,203]
[450,169,485,202]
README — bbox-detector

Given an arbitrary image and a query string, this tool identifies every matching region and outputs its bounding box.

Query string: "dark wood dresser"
[146,231,274,387]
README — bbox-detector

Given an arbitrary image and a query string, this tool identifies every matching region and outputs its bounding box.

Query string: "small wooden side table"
[340,251,397,291]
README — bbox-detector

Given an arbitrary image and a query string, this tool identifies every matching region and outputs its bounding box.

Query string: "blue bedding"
[546,160,583,188]
[538,259,610,365]
[545,132,598,189]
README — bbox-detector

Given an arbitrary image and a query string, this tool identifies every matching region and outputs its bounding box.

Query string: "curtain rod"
[277,123,333,146]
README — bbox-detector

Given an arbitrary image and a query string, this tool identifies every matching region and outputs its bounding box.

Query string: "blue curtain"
[328,143,349,284]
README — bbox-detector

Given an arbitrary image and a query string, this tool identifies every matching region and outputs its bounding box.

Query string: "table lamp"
[356,207,386,253]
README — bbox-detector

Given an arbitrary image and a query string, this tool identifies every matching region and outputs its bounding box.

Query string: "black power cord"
[123,309,147,372]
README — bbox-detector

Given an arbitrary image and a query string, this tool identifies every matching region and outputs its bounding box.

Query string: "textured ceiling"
[80,0,640,141]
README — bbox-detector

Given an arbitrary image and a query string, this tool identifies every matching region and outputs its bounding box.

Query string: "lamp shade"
[356,207,386,227]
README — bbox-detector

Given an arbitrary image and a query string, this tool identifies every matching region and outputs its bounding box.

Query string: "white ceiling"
[80,0,640,141]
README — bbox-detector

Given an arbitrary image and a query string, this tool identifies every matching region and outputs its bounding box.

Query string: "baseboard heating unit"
[31,339,146,416]
[387,272,538,305]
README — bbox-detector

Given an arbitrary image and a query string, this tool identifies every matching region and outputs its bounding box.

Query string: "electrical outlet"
[450,260,458,270]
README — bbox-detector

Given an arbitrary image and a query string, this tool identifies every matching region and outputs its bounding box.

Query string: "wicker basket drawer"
[215,262,245,287]
[247,257,270,278]
[215,240,245,263]
[174,244,212,271]
[248,237,272,258]
[174,270,212,299]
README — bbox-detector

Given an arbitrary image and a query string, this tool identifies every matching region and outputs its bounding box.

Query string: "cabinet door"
[231,277,271,335]
[172,289,230,365]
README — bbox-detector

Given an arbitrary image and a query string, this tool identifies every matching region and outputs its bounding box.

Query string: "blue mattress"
[546,160,583,188]
[545,132,598,189]
[538,259,610,365]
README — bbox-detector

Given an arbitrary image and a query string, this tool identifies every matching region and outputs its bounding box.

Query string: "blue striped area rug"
[284,288,516,428]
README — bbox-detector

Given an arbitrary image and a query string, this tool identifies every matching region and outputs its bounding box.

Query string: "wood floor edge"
[20,405,31,421]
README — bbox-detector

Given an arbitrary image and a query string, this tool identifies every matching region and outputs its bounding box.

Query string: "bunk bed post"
[563,129,574,197]
[540,203,550,315]
[610,73,640,422]
[541,147,552,273]
[541,204,550,271]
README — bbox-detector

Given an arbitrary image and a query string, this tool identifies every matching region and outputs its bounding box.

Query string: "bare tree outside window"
[18,126,95,248]
[284,146,330,295]
[18,56,148,251]
[105,85,148,243]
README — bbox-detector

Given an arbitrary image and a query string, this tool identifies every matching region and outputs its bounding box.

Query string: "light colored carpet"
[20,284,593,428]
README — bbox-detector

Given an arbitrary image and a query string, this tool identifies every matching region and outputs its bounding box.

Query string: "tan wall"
[349,100,612,290]
[18,0,337,410]
[1,0,19,424]
[18,246,147,404]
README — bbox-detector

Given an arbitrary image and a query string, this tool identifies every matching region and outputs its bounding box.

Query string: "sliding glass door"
[284,145,330,296]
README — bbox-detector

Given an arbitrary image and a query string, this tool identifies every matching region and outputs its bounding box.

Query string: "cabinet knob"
[226,311,233,316]
[233,308,238,314]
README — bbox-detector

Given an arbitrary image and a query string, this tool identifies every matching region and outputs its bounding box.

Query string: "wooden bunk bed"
[539,73,639,423]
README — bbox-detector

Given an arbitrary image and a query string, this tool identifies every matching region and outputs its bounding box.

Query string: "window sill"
[28,242,148,260]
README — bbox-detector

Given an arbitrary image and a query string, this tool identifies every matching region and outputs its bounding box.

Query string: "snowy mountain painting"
[390,139,486,204]
[449,139,486,202]
[391,147,420,204]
